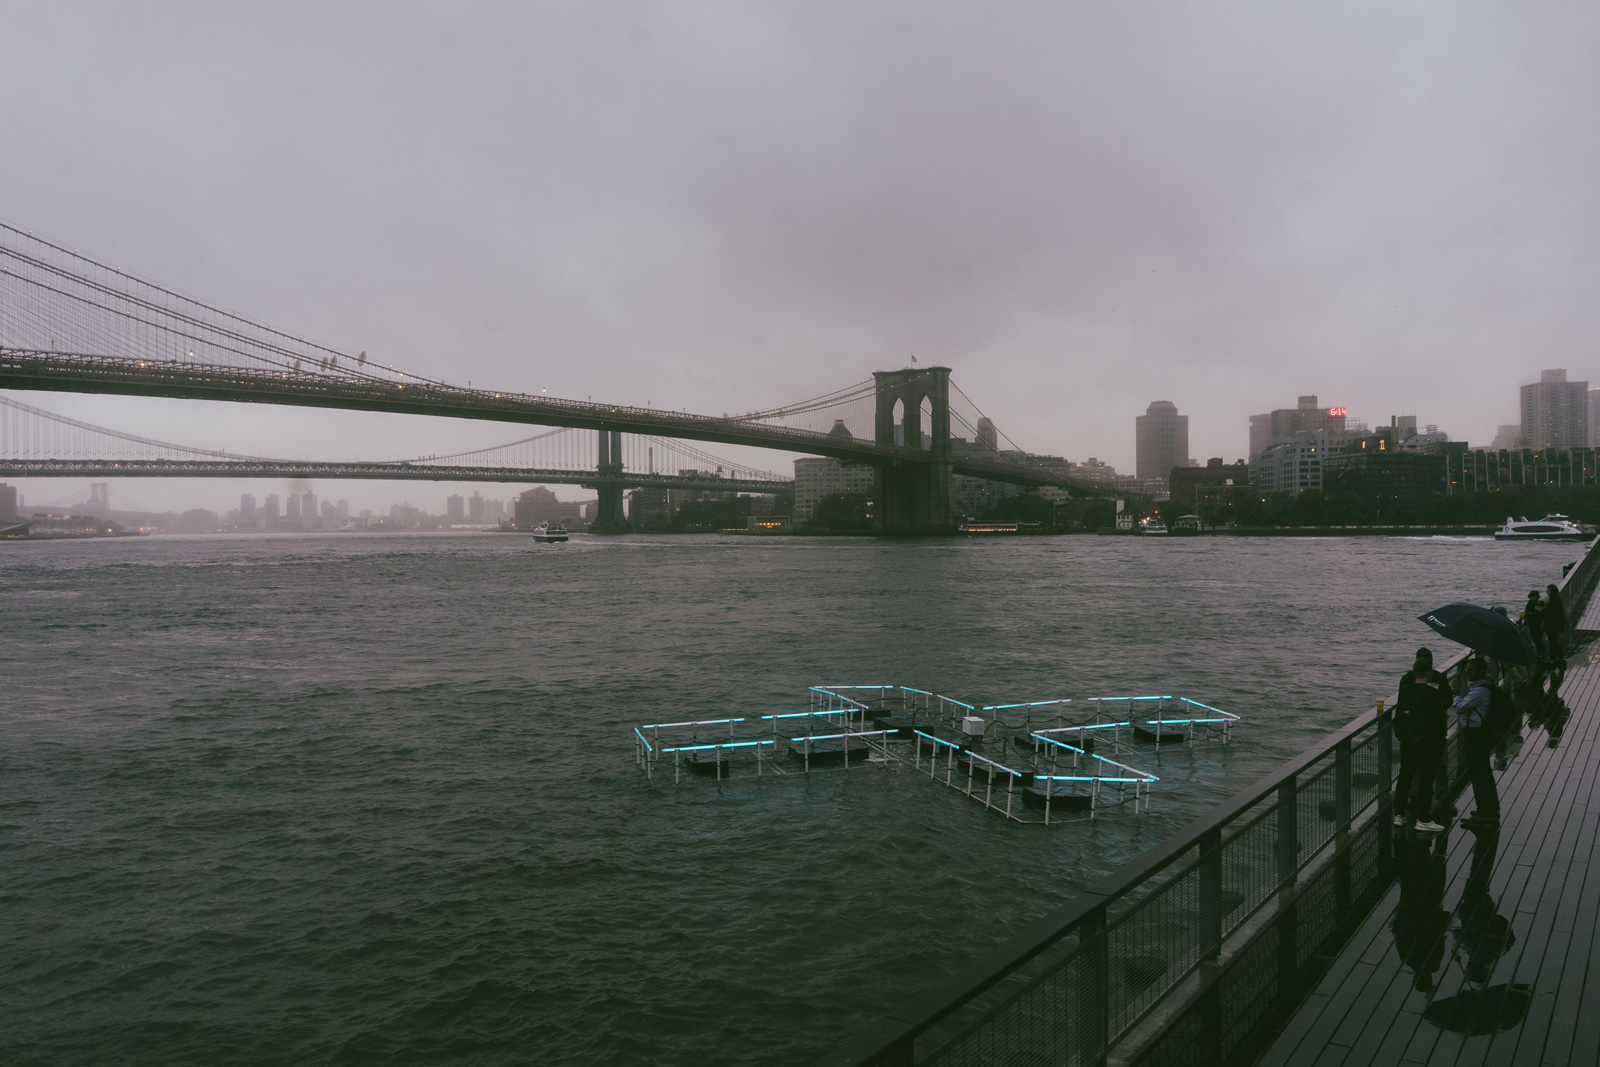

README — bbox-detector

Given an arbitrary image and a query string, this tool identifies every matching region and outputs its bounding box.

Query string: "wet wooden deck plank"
[1473,681,1600,1067]
[1503,721,1600,1067]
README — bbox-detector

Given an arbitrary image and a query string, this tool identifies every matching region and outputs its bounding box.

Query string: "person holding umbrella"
[1452,659,1500,829]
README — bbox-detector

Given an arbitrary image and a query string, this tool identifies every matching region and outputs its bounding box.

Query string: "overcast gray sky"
[4,1,1599,513]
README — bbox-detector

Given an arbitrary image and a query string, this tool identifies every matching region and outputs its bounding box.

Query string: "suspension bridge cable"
[0,394,280,461]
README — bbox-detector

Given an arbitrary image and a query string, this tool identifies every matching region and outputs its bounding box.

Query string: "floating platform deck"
[633,683,1237,823]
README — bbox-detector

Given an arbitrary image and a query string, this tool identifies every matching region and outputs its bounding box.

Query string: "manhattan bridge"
[0,223,1117,532]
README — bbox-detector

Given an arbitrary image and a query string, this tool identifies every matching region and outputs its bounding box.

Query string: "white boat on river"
[1494,514,1594,542]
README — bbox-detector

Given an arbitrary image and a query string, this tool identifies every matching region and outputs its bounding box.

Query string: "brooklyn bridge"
[0,224,1117,532]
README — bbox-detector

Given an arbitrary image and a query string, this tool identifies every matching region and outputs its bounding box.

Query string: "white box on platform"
[961,716,986,736]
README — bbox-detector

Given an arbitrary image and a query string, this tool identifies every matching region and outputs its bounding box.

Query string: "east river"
[1,533,1585,1066]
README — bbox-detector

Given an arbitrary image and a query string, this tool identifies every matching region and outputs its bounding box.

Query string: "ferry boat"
[1494,514,1594,542]
[1136,518,1169,536]
[529,522,569,543]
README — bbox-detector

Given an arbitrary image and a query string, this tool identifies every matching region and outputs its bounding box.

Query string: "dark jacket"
[1398,668,1451,741]
[1545,595,1567,636]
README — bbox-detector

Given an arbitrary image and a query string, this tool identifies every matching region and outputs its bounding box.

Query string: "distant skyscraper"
[264,493,280,520]
[285,494,300,520]
[240,494,257,521]
[469,491,485,522]
[1520,369,1588,449]
[1135,401,1189,483]
[1490,424,1522,450]
[301,490,318,519]
[0,483,16,522]
[1248,396,1349,461]
[975,417,998,452]
[1588,388,1600,447]
[447,495,465,521]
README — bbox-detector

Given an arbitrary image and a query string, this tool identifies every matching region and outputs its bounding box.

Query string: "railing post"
[1376,708,1393,868]
[1334,739,1352,916]
[1076,905,1109,1067]
[1334,739,1352,832]
[1276,775,1299,992]
[1200,827,1224,960]
[1276,775,1298,888]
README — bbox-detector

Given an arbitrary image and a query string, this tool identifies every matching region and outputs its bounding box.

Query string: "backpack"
[1485,684,1516,733]
[1394,702,1425,744]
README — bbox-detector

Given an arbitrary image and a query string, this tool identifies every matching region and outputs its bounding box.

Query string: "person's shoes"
[1414,820,1446,833]
[1393,814,1406,827]
[1461,814,1499,829]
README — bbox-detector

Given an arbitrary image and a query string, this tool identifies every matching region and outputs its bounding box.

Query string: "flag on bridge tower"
[911,352,918,363]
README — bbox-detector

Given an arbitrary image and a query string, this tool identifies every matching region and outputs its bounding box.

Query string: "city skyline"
[5,5,1600,499]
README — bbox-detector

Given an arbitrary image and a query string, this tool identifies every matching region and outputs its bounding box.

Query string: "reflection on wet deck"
[1256,646,1598,1067]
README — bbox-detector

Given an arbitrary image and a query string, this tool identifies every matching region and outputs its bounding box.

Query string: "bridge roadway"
[0,458,790,494]
[0,349,1102,494]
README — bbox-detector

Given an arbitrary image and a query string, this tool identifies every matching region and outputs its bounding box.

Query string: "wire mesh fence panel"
[1106,859,1214,1039]
[1296,761,1341,858]
[1216,918,1284,1062]
[1293,861,1343,970]
[1220,801,1281,939]
[923,943,1089,1067]
[1350,730,1384,814]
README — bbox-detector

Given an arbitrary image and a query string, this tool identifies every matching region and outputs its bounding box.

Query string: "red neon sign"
[1328,407,1347,417]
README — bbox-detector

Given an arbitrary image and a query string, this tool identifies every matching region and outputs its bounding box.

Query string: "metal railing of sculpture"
[632,685,1238,828]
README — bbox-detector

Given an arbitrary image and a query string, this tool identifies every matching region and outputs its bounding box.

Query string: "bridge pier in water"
[592,430,626,529]
[872,367,954,535]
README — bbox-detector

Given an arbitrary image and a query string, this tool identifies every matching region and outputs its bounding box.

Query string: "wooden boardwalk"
[1255,645,1600,1067]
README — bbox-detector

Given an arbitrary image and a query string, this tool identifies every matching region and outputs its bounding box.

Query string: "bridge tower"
[873,367,955,535]
[592,430,626,529]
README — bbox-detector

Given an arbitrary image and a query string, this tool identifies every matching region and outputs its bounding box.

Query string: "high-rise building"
[975,417,998,452]
[1250,431,1337,497]
[1135,401,1189,484]
[1521,369,1588,449]
[1248,396,1349,461]
[514,486,583,527]
[285,494,300,520]
[447,494,465,521]
[264,494,280,520]
[469,492,485,522]
[301,490,318,520]
[1588,388,1600,447]
[240,494,257,522]
[1490,424,1522,449]
[0,483,17,522]
[628,488,669,525]
[793,457,876,521]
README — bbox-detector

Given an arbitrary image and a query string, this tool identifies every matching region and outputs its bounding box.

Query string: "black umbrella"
[1417,602,1537,667]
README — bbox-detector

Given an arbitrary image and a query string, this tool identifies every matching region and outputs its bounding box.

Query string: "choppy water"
[0,533,1584,1066]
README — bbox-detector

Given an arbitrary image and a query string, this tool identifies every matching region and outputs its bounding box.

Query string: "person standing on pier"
[1394,647,1449,833]
[1453,659,1500,829]
[1544,583,1568,663]
[1521,592,1547,662]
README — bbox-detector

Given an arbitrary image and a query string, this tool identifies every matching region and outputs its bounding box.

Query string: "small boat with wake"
[1493,514,1593,542]
[529,522,569,543]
